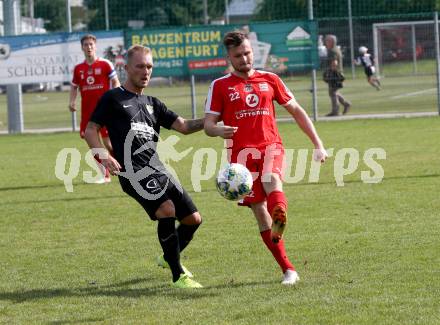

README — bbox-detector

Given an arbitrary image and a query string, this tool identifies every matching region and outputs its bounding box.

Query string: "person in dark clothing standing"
[323,34,351,116]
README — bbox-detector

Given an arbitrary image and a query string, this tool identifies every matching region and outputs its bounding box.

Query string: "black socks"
[157,218,183,282]
[177,223,201,253]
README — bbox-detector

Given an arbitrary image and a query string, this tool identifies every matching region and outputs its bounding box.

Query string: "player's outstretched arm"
[284,100,328,163]
[84,121,121,175]
[204,113,237,139]
[171,116,205,135]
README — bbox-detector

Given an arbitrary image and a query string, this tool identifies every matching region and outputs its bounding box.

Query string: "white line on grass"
[391,88,436,99]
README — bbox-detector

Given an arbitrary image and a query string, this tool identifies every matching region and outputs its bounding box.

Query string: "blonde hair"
[126,45,152,64]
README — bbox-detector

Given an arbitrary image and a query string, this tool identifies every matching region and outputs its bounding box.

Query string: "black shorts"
[119,172,197,221]
[365,67,374,77]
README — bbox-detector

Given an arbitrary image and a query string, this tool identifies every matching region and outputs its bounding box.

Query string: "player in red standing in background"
[204,31,328,285]
[69,34,120,183]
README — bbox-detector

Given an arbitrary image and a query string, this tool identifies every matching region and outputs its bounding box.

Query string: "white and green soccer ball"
[215,163,253,201]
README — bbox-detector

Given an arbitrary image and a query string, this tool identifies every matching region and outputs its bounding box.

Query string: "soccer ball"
[215,163,253,201]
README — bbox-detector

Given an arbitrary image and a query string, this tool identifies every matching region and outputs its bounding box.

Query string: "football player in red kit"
[69,34,120,183]
[204,30,328,285]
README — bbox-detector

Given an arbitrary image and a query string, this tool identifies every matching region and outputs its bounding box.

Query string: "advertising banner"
[125,21,318,77]
[0,31,124,85]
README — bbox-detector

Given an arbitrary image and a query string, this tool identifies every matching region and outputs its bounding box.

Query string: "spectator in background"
[69,34,120,183]
[354,46,381,90]
[323,34,351,116]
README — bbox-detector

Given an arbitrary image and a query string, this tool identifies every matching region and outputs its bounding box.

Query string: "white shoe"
[93,176,111,184]
[93,177,106,184]
[281,269,300,285]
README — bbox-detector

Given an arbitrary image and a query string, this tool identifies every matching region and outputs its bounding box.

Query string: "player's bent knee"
[262,173,282,192]
[181,212,202,225]
[262,172,281,183]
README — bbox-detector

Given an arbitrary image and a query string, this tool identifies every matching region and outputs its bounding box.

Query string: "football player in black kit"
[354,46,381,90]
[84,45,205,288]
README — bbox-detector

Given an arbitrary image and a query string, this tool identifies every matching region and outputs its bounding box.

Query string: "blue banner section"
[0,31,122,51]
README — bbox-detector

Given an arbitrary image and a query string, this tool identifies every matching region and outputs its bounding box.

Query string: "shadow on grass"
[206,279,278,289]
[48,318,106,325]
[0,183,68,192]
[0,277,219,303]
[0,181,118,193]
[0,278,281,304]
[1,194,126,206]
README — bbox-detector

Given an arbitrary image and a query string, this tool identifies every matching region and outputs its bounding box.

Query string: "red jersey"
[72,58,117,119]
[205,70,294,150]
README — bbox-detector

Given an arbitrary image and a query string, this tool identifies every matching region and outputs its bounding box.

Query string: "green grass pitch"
[0,117,439,324]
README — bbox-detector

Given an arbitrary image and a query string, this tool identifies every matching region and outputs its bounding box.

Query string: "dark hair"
[80,34,96,46]
[126,45,152,64]
[223,31,248,50]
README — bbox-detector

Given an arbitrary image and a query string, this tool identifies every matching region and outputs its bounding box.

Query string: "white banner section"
[0,31,124,85]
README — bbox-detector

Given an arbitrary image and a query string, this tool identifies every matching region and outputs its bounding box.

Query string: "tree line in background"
[256,0,439,20]
[21,0,440,32]
[85,0,227,30]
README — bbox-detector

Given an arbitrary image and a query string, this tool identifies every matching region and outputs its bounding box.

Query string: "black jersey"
[355,53,374,68]
[90,86,178,172]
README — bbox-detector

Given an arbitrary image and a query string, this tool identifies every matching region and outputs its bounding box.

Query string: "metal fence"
[0,1,439,133]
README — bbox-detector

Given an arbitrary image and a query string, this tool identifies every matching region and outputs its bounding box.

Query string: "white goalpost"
[372,19,439,78]
[373,17,440,115]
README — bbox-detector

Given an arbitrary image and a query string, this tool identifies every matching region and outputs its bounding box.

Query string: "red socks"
[260,229,294,273]
[94,155,110,178]
[267,190,287,216]
[263,190,292,271]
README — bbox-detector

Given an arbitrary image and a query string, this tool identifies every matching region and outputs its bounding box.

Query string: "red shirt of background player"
[72,58,117,137]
